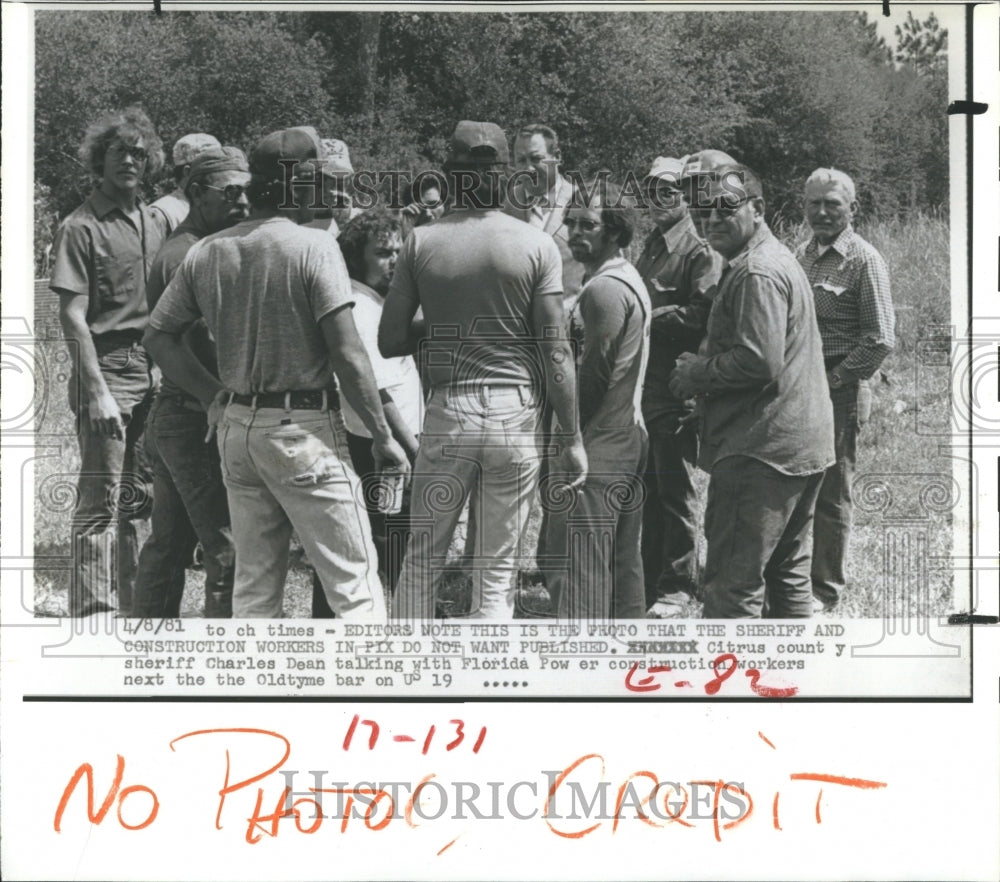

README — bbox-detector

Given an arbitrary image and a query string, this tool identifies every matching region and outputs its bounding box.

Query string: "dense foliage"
[34,9,948,270]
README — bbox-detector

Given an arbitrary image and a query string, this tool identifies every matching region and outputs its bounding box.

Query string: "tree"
[895,10,947,75]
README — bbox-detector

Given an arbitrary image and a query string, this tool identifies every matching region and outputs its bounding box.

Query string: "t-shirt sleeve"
[49,219,91,297]
[306,235,355,321]
[534,234,564,297]
[148,245,205,334]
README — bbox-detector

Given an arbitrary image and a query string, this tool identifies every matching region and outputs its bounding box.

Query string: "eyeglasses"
[563,218,602,233]
[690,196,750,220]
[202,184,249,203]
[107,144,148,163]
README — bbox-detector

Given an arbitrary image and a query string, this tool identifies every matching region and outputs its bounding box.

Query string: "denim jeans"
[544,426,648,620]
[217,402,385,620]
[641,417,700,603]
[133,395,234,618]
[312,430,413,617]
[812,380,871,609]
[702,456,824,618]
[67,340,155,616]
[393,385,543,620]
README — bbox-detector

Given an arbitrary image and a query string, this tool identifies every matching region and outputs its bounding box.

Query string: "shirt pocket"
[812,280,846,320]
[94,256,137,306]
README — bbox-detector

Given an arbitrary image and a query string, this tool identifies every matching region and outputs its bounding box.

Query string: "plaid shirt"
[796,227,894,380]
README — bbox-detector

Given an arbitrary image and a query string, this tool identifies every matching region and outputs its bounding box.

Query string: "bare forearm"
[382,395,419,461]
[143,328,224,406]
[541,339,581,435]
[58,307,107,398]
[332,351,393,441]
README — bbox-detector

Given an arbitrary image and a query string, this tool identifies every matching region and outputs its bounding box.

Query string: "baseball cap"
[320,138,354,175]
[680,149,739,182]
[172,133,221,168]
[249,127,322,183]
[186,146,249,186]
[644,156,686,186]
[447,121,509,165]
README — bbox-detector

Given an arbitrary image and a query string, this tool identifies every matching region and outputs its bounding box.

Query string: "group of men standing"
[48,106,894,622]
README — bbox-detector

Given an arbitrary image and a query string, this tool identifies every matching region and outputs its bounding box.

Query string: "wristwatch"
[828,369,844,389]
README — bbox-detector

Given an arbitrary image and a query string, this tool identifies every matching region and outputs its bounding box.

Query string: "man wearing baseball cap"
[150,133,221,234]
[145,127,408,619]
[379,120,586,619]
[636,156,722,618]
[133,145,250,618]
[669,165,834,619]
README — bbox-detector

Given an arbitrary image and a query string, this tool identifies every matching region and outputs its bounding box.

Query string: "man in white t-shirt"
[312,209,422,615]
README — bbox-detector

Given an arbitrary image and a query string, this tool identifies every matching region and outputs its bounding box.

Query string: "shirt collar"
[808,224,856,257]
[526,174,572,216]
[88,187,143,220]
[660,212,696,251]
[725,221,771,271]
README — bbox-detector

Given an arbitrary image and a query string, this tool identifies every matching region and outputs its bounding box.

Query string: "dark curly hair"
[337,209,403,282]
[78,105,164,180]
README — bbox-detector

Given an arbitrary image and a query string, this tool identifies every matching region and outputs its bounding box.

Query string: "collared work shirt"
[634,213,722,423]
[686,223,835,476]
[50,188,166,337]
[796,226,894,379]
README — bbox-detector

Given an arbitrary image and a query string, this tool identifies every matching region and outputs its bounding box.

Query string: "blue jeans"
[133,394,234,618]
[544,426,648,620]
[641,416,700,602]
[68,340,155,616]
[394,385,543,619]
[217,402,385,620]
[812,380,871,609]
[702,456,823,619]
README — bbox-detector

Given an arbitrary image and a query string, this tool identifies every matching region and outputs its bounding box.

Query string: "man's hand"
[560,435,588,492]
[669,351,702,400]
[651,304,683,322]
[204,389,230,443]
[88,390,124,439]
[372,435,411,481]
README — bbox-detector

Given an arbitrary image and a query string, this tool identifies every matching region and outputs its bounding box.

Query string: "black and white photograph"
[1,1,998,879]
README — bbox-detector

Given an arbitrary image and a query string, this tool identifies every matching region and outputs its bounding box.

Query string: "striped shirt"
[796,227,894,380]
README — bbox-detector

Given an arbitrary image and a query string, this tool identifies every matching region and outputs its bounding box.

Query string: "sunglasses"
[690,196,751,219]
[202,184,249,203]
[563,218,602,233]
[107,144,148,163]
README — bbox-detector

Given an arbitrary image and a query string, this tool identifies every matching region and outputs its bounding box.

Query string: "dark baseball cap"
[249,127,322,183]
[447,121,510,165]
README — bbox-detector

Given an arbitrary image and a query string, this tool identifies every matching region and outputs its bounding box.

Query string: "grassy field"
[32,213,955,619]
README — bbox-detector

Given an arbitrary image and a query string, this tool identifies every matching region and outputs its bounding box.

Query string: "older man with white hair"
[796,167,894,613]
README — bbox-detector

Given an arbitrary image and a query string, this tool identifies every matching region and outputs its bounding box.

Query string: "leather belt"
[229,389,340,410]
